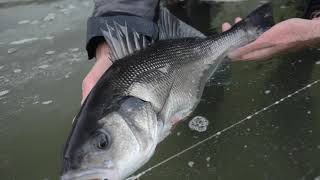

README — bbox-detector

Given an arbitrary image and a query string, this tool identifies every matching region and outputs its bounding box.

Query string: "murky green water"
[0,0,319,179]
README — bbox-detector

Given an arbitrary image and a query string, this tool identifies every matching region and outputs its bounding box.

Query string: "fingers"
[233,46,277,61]
[222,17,242,32]
[81,59,112,105]
[222,23,232,32]
[228,42,275,61]
[235,17,242,23]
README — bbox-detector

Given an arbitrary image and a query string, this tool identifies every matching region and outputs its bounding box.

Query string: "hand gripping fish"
[61,3,274,180]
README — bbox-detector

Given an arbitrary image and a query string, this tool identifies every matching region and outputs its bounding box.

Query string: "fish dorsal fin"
[101,22,151,62]
[158,7,206,40]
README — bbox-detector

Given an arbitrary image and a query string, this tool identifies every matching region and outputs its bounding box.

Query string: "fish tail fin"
[235,2,274,36]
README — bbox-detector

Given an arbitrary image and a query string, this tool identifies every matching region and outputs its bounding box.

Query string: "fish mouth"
[61,168,120,180]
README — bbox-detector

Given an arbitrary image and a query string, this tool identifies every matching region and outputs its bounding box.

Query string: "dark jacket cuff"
[86,15,159,60]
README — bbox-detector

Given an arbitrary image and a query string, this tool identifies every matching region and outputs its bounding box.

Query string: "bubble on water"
[7,48,17,54]
[45,51,56,55]
[264,90,271,95]
[206,163,210,167]
[315,176,320,180]
[0,65,4,70]
[188,116,209,132]
[18,20,30,24]
[42,100,53,105]
[316,61,320,65]
[246,116,252,120]
[216,131,221,136]
[307,111,312,115]
[64,27,71,31]
[177,132,181,136]
[187,161,194,168]
[244,145,248,149]
[13,69,22,73]
[0,90,10,97]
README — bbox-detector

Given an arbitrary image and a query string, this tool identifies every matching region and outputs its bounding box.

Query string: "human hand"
[223,18,320,61]
[81,42,112,104]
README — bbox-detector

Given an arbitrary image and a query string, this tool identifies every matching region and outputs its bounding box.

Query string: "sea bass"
[61,3,274,180]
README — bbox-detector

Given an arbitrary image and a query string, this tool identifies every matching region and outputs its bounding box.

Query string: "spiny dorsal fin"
[101,21,150,62]
[158,7,206,40]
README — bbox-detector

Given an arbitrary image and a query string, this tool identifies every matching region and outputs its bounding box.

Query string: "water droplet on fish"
[188,116,209,132]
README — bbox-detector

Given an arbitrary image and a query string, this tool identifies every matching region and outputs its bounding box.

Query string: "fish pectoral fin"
[158,6,206,40]
[101,21,151,62]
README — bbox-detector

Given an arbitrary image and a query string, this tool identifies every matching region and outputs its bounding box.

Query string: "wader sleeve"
[86,0,159,59]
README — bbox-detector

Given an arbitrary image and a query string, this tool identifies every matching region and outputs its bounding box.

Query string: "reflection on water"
[0,0,320,179]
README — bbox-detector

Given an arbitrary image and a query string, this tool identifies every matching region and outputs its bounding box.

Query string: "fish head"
[61,97,159,180]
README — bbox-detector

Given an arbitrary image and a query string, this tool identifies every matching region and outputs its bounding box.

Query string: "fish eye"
[94,130,110,150]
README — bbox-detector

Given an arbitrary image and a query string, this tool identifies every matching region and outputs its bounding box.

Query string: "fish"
[61,3,274,180]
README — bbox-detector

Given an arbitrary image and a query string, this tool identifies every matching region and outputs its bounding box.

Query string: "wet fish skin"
[61,3,274,180]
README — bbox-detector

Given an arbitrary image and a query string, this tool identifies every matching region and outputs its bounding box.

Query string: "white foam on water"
[30,20,39,25]
[41,100,53,105]
[189,116,209,132]
[45,51,56,55]
[10,38,39,45]
[0,90,10,97]
[38,65,50,69]
[187,161,194,168]
[13,69,22,73]
[18,20,31,25]
[264,90,271,95]
[43,36,55,40]
[69,48,80,52]
[7,48,17,54]
[43,13,56,22]
[206,157,211,162]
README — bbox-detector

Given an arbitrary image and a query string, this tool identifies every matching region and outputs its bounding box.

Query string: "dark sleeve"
[86,0,160,59]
